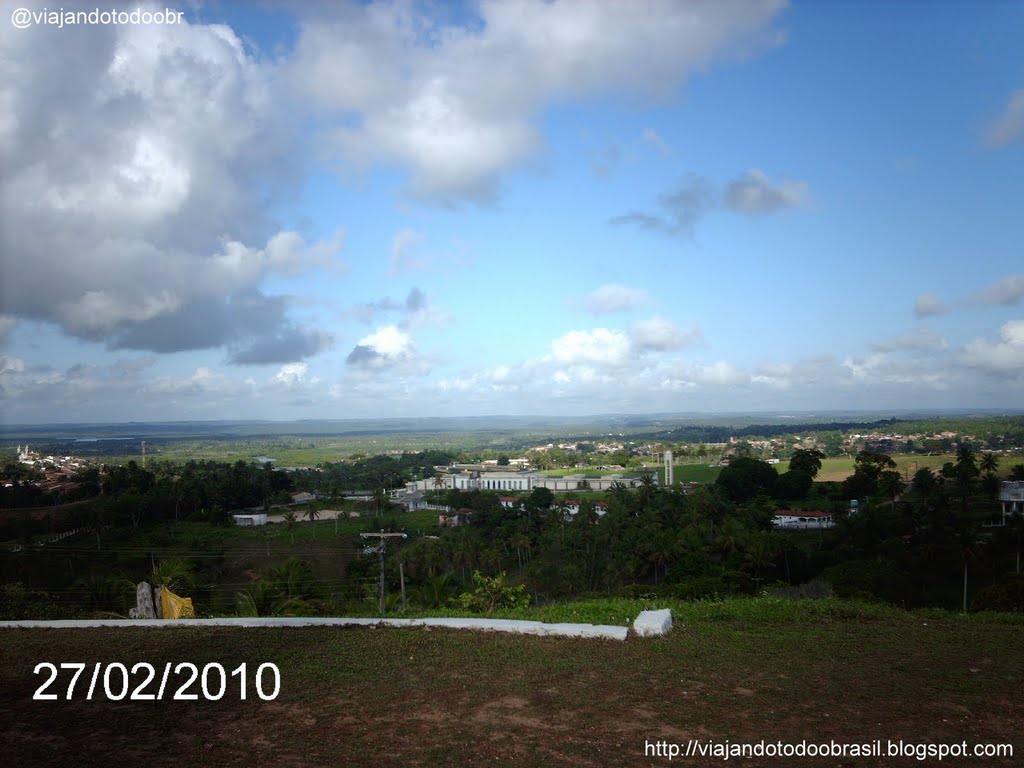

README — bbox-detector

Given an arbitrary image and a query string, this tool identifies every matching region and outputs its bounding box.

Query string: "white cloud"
[356,325,412,357]
[273,363,313,386]
[546,314,701,371]
[549,328,631,367]
[0,12,338,363]
[723,169,808,214]
[959,320,1024,375]
[345,324,429,375]
[0,355,25,374]
[290,0,786,202]
[582,284,650,314]
[751,357,833,389]
[692,361,748,387]
[629,316,702,351]
[841,352,949,389]
[263,229,346,277]
[985,89,1024,148]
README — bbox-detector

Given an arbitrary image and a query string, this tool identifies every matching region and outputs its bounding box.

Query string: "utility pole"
[141,440,146,469]
[399,562,407,611]
[360,530,407,614]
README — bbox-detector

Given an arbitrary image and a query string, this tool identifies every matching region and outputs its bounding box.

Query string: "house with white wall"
[773,510,834,530]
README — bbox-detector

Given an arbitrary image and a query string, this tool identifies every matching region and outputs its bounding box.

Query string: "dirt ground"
[1,618,1021,767]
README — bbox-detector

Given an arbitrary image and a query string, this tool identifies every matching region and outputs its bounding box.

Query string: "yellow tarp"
[160,587,195,619]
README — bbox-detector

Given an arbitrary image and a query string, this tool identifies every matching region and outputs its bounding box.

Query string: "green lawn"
[2,597,1021,767]
[649,453,969,486]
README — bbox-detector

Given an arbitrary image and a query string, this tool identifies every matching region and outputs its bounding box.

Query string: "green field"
[2,597,1021,767]
[648,453,986,486]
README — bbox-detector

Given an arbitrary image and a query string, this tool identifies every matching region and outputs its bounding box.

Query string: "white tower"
[663,450,673,486]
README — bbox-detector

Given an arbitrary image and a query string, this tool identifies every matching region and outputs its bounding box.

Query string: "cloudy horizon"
[1,1,1022,424]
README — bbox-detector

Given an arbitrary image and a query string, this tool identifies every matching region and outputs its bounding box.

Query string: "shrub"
[457,571,530,613]
[971,575,1024,613]
[0,582,67,620]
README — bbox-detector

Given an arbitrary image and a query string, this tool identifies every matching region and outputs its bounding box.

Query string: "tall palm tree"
[955,525,982,613]
[980,453,999,476]
[373,488,388,517]
[954,444,980,513]
[980,453,1001,501]
[282,510,297,544]
[742,532,779,591]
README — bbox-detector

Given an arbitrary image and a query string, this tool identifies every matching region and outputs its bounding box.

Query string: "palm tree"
[75,573,135,615]
[742,532,779,591]
[305,504,321,538]
[373,488,388,517]
[282,510,297,544]
[267,558,316,600]
[420,572,455,608]
[151,558,194,594]
[955,525,982,613]
[644,526,674,585]
[954,444,980,513]
[911,467,938,497]
[980,452,999,476]
[638,473,657,501]
[980,453,1001,500]
[235,580,308,617]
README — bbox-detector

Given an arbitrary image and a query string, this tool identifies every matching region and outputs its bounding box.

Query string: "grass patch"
[270,595,1024,628]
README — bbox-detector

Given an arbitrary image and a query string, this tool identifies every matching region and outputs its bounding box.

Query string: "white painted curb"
[632,608,673,637]
[0,616,629,641]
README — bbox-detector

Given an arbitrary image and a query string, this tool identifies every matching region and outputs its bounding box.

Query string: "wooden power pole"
[360,530,407,613]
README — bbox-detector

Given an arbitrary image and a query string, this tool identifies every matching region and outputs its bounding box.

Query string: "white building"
[537,473,656,492]
[403,468,658,495]
[997,481,1024,525]
[773,510,834,530]
[233,513,268,527]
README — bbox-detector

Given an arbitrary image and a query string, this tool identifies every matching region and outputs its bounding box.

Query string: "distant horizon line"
[3,408,1023,431]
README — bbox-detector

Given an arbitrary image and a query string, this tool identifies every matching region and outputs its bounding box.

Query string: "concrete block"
[633,608,672,637]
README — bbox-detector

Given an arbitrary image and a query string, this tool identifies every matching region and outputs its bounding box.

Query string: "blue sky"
[0,0,1022,423]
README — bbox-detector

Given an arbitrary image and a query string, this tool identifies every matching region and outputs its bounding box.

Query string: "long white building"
[406,468,657,494]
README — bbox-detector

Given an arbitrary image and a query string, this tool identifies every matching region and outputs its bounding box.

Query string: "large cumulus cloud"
[289,0,786,203]
[0,6,339,363]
